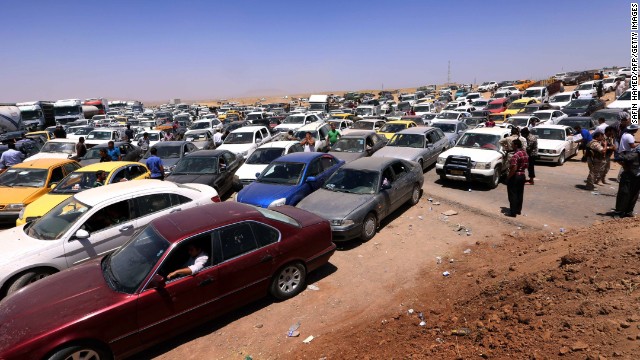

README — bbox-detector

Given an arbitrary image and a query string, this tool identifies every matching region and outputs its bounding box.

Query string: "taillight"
[212,196,221,203]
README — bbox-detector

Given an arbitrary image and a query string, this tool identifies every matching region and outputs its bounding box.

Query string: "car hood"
[608,100,631,109]
[328,151,365,163]
[537,139,567,150]
[562,108,587,115]
[0,226,57,268]
[217,144,253,153]
[236,163,267,181]
[21,193,71,220]
[25,153,72,161]
[0,259,126,351]
[166,173,217,185]
[373,147,423,161]
[439,147,502,162]
[237,182,297,207]
[0,186,47,205]
[297,188,374,220]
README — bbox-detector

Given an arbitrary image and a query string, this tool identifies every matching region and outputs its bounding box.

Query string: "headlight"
[7,203,24,211]
[331,219,355,226]
[268,198,286,208]
[474,162,491,169]
[437,157,446,164]
[18,207,25,219]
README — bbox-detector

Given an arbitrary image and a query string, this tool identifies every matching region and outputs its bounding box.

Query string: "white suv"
[293,121,332,152]
[217,125,272,159]
[274,113,321,133]
[436,127,512,189]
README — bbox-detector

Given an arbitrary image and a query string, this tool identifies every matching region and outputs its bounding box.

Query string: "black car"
[561,98,605,117]
[222,120,249,134]
[557,117,598,131]
[562,71,591,86]
[165,149,243,196]
[81,141,143,165]
[141,141,200,174]
[591,109,623,126]
[469,110,491,120]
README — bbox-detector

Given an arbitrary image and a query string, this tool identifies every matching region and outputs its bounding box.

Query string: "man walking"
[614,146,640,218]
[327,123,341,148]
[520,127,537,184]
[505,139,528,217]
[573,125,592,160]
[146,147,165,180]
[585,131,606,191]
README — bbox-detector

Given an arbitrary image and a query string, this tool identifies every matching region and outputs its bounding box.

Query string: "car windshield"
[190,122,210,130]
[21,110,42,120]
[283,115,305,124]
[464,119,482,127]
[523,90,540,97]
[331,138,365,152]
[353,122,374,130]
[618,91,631,101]
[456,133,501,149]
[83,147,105,159]
[74,127,94,135]
[551,95,570,102]
[136,133,160,141]
[54,106,80,116]
[87,131,112,140]
[258,161,305,185]
[558,119,590,128]
[356,108,373,116]
[564,99,590,109]
[0,168,48,187]
[436,112,459,120]
[105,225,170,293]
[26,197,91,240]
[592,111,619,124]
[388,134,424,148]
[324,168,379,194]
[509,118,529,126]
[533,112,552,120]
[414,106,431,112]
[185,132,209,141]
[531,128,566,140]
[224,132,253,144]
[432,123,456,133]
[508,102,527,109]
[246,148,285,164]
[41,142,75,154]
[52,171,102,194]
[379,123,406,133]
[172,156,220,174]
[576,84,593,90]
[144,145,181,159]
[424,113,437,120]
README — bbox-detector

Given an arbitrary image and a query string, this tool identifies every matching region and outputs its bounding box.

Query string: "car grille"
[445,155,471,168]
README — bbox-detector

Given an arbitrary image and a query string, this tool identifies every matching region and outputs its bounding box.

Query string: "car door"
[303,157,325,195]
[425,131,439,165]
[391,160,413,203]
[380,165,403,212]
[565,127,578,154]
[63,198,135,267]
[132,193,186,233]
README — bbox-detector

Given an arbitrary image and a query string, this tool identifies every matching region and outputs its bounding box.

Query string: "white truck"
[54,99,84,125]
[355,104,382,118]
[16,101,55,130]
[0,104,23,133]
[308,94,329,114]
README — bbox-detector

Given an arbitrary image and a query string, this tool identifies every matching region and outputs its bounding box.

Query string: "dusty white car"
[608,89,631,110]
[530,125,579,165]
[217,125,272,159]
[26,139,76,160]
[0,180,219,297]
[235,141,303,186]
[532,110,568,125]
[436,127,511,189]
[575,81,598,98]
[549,91,578,108]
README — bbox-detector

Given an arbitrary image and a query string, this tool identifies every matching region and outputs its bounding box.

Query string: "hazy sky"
[1,0,630,102]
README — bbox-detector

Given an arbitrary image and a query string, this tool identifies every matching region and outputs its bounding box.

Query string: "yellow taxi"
[514,79,535,91]
[503,98,539,115]
[487,113,511,124]
[0,159,80,224]
[26,131,54,141]
[330,113,359,120]
[218,110,241,121]
[16,161,150,226]
[377,120,418,140]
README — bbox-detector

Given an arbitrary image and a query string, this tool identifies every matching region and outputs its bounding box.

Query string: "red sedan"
[0,202,335,360]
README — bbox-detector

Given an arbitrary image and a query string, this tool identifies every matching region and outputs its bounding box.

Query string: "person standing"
[618,124,638,154]
[53,125,66,139]
[98,148,111,162]
[146,147,165,180]
[615,80,626,98]
[213,129,223,147]
[0,142,25,169]
[137,132,150,152]
[72,137,87,160]
[614,145,640,218]
[585,131,606,191]
[599,126,617,185]
[520,127,537,185]
[124,125,134,142]
[300,132,316,152]
[106,141,122,161]
[573,125,592,160]
[505,139,528,217]
[596,80,604,99]
[327,123,341,148]
[595,117,608,133]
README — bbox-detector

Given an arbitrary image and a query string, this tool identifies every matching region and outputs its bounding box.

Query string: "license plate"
[449,170,464,175]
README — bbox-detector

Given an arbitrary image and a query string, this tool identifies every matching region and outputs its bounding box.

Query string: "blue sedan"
[236,152,344,208]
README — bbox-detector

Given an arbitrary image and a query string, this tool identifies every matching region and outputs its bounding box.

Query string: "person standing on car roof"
[124,125,134,142]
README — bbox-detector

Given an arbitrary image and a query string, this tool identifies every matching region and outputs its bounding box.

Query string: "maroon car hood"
[0,259,127,351]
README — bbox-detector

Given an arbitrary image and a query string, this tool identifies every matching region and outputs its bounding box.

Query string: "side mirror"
[255,138,261,143]
[381,183,392,190]
[148,274,166,289]
[49,183,57,189]
[255,172,261,178]
[74,229,89,240]
[306,176,317,183]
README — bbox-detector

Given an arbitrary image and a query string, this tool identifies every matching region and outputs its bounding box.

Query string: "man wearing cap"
[585,131,606,190]
[618,124,638,154]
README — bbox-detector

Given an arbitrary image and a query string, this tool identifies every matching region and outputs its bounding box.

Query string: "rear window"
[255,207,301,228]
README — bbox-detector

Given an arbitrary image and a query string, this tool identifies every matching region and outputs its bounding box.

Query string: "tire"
[489,165,501,189]
[557,151,565,166]
[269,262,306,300]
[48,344,111,360]
[439,173,447,182]
[408,184,421,205]
[7,269,55,295]
[360,212,377,241]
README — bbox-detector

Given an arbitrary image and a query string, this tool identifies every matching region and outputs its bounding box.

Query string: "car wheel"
[439,173,447,182]
[409,183,421,205]
[48,344,111,360]
[557,151,565,166]
[7,269,55,295]
[270,262,306,300]
[361,212,377,241]
[489,165,501,189]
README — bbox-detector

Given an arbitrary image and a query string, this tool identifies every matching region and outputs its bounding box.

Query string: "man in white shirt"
[618,125,638,153]
[167,244,209,279]
[595,117,608,133]
[213,129,223,147]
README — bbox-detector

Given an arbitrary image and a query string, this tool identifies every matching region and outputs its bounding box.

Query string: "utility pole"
[447,60,451,84]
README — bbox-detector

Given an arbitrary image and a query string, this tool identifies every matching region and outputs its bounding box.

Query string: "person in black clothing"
[71,137,87,160]
[124,125,134,142]
[99,148,111,162]
[614,148,640,218]
[596,80,604,98]
[53,125,66,139]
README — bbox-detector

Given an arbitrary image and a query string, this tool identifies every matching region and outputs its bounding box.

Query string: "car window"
[136,193,173,218]
[49,167,65,184]
[158,232,214,279]
[82,200,132,233]
[170,193,192,205]
[255,131,262,141]
[307,158,323,176]
[320,156,336,171]
[110,168,127,183]
[391,161,408,177]
[381,166,395,185]
[223,152,235,164]
[62,163,79,175]
[188,144,198,152]
[128,165,147,179]
[218,222,258,261]
[251,222,280,247]
[566,128,572,136]
[427,132,438,144]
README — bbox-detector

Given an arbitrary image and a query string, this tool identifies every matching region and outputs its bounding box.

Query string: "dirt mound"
[291,218,640,359]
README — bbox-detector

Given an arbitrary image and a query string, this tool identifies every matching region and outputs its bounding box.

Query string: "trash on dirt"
[244,356,253,360]
[287,321,301,337]
[591,191,600,195]
[419,320,426,326]
[428,197,433,202]
[463,248,472,254]
[451,328,471,336]
[468,189,472,192]
[442,210,458,216]
[466,229,472,236]
[408,308,415,314]
[307,284,320,291]
[418,216,423,220]
[543,224,548,227]
[449,258,454,263]
[439,215,449,222]
[442,271,451,276]
[302,335,314,344]
[559,228,566,233]
[429,207,433,211]
[436,337,444,343]
[436,256,442,264]
[433,202,441,205]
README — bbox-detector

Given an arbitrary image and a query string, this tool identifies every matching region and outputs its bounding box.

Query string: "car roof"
[12,158,76,169]
[341,130,376,137]
[466,127,512,135]
[296,121,327,131]
[74,161,144,172]
[386,120,414,124]
[534,125,570,130]
[152,141,189,147]
[533,110,557,114]
[152,202,264,242]
[358,119,385,123]
[184,150,227,157]
[512,97,537,103]
[431,119,459,124]
[396,127,435,135]
[343,157,396,171]
[231,125,266,133]
[74,179,185,206]
[274,152,326,163]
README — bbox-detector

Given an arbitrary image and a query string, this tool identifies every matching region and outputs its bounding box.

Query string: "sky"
[0,0,632,103]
